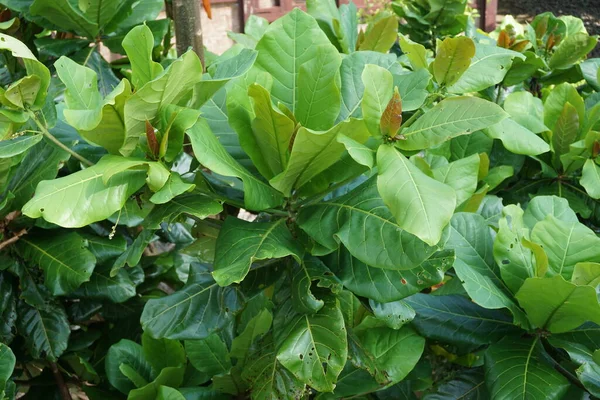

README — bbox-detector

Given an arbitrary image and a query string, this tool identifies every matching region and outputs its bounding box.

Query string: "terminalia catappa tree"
[1,0,600,398]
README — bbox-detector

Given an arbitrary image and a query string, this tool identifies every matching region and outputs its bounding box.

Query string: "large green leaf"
[105,339,155,394]
[298,176,439,270]
[544,83,585,132]
[122,24,164,90]
[581,159,600,199]
[0,273,16,344]
[142,332,186,373]
[393,68,431,112]
[549,32,598,70]
[247,83,295,179]
[485,118,550,156]
[552,102,580,166]
[504,91,548,134]
[254,8,336,115]
[396,97,508,151]
[448,44,525,93]
[530,215,600,279]
[338,51,403,121]
[432,37,475,87]
[493,205,539,294]
[361,64,393,137]
[144,193,223,229]
[30,0,97,37]
[422,370,488,400]
[353,326,425,385]
[270,118,370,196]
[0,343,15,395]
[295,44,342,130]
[485,338,569,400]
[292,258,342,314]
[0,135,42,159]
[72,264,137,303]
[325,246,454,303]
[446,213,529,327]
[516,276,600,333]
[141,263,241,340]
[122,50,203,155]
[358,14,397,53]
[186,333,231,376]
[212,217,303,286]
[522,195,578,228]
[22,156,147,227]
[405,294,521,351]
[187,119,284,211]
[431,154,480,206]
[377,145,456,246]
[276,297,347,392]
[17,232,96,296]
[17,301,70,361]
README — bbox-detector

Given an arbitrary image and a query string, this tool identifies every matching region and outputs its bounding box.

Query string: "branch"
[0,229,27,251]
[49,362,72,400]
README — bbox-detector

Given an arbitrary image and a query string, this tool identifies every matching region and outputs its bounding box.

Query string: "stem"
[495,84,503,104]
[541,339,587,391]
[195,189,288,217]
[29,112,94,167]
[49,362,72,400]
[299,174,363,207]
[400,92,443,132]
[0,229,26,251]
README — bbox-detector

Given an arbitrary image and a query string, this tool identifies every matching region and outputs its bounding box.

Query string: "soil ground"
[497,0,600,55]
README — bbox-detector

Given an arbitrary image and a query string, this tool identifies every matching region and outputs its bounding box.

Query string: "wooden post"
[476,0,498,32]
[172,0,205,68]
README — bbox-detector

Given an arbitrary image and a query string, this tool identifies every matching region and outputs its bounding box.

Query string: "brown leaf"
[497,30,511,49]
[203,0,212,19]
[146,120,159,158]
[380,87,402,138]
[510,40,530,52]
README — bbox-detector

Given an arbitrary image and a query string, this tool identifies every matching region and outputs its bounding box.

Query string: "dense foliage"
[0,0,600,399]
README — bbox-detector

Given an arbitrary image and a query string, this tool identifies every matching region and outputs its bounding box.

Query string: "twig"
[28,111,94,167]
[49,362,72,400]
[0,229,27,251]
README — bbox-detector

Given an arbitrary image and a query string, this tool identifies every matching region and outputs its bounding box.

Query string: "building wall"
[202,2,242,54]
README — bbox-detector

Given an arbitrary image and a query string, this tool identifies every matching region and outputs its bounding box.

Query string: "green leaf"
[522,195,578,228]
[22,156,147,227]
[577,360,600,398]
[0,135,43,158]
[142,331,186,373]
[292,258,342,314]
[0,343,15,394]
[485,118,550,156]
[369,299,415,330]
[0,273,17,344]
[157,104,201,163]
[530,215,600,279]
[504,91,548,134]
[276,297,347,392]
[144,193,223,229]
[254,8,336,114]
[325,246,454,303]
[572,262,600,288]
[185,333,231,376]
[338,51,403,121]
[446,213,529,327]
[358,14,397,53]
[422,370,488,400]
[485,338,569,400]
[431,153,480,206]
[105,339,155,394]
[122,24,164,90]
[141,263,241,340]
[377,145,456,246]
[393,68,431,112]
[212,217,303,286]
[122,50,202,155]
[72,264,136,303]
[17,301,70,361]
[406,294,520,351]
[247,83,295,178]
[354,326,425,385]
[187,119,284,211]
[298,177,439,270]
[549,32,598,70]
[149,173,195,205]
[295,44,342,130]
[30,0,97,38]
[399,35,427,70]
[231,308,273,366]
[270,118,370,196]
[581,58,600,91]
[493,205,539,294]
[397,97,508,151]
[552,102,580,165]
[516,276,600,333]
[448,44,525,93]
[157,386,186,400]
[361,64,393,137]
[17,232,96,296]
[242,336,306,399]
[5,75,41,109]
[581,159,600,199]
[544,83,584,133]
[432,37,475,87]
